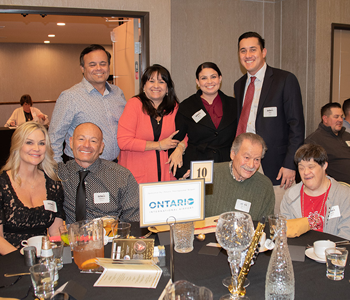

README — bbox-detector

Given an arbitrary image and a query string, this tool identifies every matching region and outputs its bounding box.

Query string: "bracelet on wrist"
[177,143,185,154]
[158,141,162,151]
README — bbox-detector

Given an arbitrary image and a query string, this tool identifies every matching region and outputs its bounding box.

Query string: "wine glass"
[215,212,254,300]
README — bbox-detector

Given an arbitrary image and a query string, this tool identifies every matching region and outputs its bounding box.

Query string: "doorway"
[0,5,149,106]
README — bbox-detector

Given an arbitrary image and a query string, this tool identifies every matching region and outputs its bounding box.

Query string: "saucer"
[305,247,326,263]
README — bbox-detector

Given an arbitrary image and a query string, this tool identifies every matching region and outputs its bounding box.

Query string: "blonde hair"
[0,121,59,184]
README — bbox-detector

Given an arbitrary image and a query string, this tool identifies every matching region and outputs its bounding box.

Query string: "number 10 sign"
[190,160,213,184]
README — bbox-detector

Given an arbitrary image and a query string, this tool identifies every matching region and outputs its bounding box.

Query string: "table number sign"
[139,179,205,227]
[190,160,213,184]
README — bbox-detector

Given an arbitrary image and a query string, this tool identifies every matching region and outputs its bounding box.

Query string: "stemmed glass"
[216,212,254,300]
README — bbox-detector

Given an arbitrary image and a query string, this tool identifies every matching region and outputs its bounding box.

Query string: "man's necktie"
[76,170,90,222]
[236,76,256,136]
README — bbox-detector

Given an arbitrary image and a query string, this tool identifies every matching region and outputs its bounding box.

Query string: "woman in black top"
[171,62,238,178]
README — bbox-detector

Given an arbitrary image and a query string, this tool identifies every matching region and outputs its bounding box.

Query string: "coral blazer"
[117,97,178,184]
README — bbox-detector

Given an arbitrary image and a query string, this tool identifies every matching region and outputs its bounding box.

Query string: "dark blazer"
[234,65,305,185]
[173,89,238,178]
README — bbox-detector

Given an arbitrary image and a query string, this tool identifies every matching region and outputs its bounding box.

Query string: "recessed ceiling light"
[57,23,65,26]
[48,34,55,37]
[44,40,50,44]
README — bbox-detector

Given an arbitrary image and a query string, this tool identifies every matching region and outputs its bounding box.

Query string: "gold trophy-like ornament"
[229,218,266,296]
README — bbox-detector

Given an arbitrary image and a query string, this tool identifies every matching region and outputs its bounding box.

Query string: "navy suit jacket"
[234,65,305,185]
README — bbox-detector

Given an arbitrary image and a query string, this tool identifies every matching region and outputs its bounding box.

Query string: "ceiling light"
[44,40,50,44]
[57,23,65,26]
[48,34,55,37]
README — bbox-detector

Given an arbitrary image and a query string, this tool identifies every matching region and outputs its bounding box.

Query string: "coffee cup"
[21,235,45,257]
[313,240,336,259]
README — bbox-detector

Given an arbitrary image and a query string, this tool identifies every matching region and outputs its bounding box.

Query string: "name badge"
[192,109,206,123]
[329,205,341,219]
[94,192,110,204]
[263,107,277,117]
[43,200,57,213]
[235,199,251,213]
[345,141,350,147]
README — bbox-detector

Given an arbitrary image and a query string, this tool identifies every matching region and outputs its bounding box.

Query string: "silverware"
[307,241,350,249]
[97,258,154,265]
[141,231,153,239]
[335,240,350,245]
[4,272,30,277]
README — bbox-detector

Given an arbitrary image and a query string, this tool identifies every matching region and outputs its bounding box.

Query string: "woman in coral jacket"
[117,64,181,184]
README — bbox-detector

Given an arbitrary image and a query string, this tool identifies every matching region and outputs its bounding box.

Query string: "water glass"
[51,241,64,270]
[165,280,213,300]
[29,263,55,299]
[111,221,131,239]
[268,214,286,240]
[173,221,194,253]
[325,247,348,280]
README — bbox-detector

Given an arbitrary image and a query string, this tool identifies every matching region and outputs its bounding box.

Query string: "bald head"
[70,122,104,168]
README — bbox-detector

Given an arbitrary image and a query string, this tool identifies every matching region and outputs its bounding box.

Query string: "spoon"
[4,272,30,277]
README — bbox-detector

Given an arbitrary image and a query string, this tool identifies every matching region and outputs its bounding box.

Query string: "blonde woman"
[0,122,65,255]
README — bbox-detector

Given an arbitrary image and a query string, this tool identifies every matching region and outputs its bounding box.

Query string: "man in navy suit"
[234,32,305,212]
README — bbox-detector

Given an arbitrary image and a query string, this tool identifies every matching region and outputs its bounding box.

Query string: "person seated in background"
[0,122,65,255]
[305,102,350,184]
[342,98,350,133]
[58,122,139,224]
[4,94,49,127]
[205,133,275,221]
[280,144,350,239]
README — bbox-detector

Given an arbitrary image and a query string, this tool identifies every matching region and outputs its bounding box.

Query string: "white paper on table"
[93,263,163,288]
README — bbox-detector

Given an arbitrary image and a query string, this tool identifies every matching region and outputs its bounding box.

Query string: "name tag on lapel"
[192,109,206,123]
[263,107,277,117]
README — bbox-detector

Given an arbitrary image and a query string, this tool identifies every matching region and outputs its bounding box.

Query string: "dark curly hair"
[136,64,178,118]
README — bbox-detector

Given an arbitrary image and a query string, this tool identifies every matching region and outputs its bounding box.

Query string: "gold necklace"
[156,116,162,125]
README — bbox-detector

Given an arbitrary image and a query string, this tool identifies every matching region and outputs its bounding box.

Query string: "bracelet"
[177,142,185,154]
[158,141,162,151]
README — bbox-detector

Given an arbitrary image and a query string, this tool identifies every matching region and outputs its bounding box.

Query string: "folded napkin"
[286,217,310,238]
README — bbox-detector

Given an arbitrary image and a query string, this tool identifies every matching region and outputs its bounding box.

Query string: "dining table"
[1,223,349,300]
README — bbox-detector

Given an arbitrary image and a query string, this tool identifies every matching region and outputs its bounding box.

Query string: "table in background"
[1,227,349,300]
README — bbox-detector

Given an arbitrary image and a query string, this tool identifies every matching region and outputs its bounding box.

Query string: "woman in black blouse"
[171,62,238,178]
[0,121,65,255]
